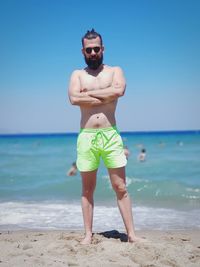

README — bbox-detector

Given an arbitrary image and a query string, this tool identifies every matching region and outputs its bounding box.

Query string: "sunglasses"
[85,46,101,54]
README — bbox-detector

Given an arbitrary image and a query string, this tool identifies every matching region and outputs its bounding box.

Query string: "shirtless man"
[68,29,139,244]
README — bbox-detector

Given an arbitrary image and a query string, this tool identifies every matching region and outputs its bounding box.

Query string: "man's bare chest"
[80,70,114,90]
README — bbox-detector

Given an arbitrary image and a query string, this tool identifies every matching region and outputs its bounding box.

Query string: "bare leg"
[80,170,97,244]
[108,167,141,242]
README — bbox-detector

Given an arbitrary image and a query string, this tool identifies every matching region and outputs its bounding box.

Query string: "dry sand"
[0,229,200,267]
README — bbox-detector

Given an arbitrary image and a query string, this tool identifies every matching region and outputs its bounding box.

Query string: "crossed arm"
[68,67,126,107]
[86,67,126,104]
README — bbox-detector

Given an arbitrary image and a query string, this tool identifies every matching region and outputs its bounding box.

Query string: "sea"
[0,130,200,231]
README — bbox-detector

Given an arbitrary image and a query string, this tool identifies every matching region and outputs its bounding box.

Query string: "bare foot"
[128,235,145,243]
[80,234,92,245]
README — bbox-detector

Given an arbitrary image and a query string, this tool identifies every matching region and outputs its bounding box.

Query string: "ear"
[101,46,105,52]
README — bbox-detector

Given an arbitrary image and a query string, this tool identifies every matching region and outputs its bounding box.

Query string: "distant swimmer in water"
[177,140,183,146]
[138,148,146,162]
[158,141,165,147]
[67,162,78,176]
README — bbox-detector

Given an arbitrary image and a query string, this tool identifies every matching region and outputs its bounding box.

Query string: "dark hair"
[81,28,103,47]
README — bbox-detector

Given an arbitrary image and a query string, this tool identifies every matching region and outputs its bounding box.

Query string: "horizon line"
[0,129,200,138]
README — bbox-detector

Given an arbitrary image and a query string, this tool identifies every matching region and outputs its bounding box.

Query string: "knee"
[112,183,128,199]
[82,187,95,198]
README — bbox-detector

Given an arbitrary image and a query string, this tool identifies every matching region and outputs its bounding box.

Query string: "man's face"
[82,36,104,70]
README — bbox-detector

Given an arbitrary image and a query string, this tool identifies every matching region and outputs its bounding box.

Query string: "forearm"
[88,86,125,103]
[69,91,103,106]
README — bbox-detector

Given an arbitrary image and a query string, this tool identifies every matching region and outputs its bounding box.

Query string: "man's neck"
[85,64,104,76]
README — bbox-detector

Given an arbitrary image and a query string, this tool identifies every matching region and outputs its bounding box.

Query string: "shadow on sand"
[98,230,128,242]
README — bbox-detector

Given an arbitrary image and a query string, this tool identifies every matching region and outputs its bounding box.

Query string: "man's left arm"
[87,67,126,103]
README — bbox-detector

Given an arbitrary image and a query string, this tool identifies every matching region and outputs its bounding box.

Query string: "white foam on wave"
[0,201,199,231]
[101,175,148,188]
[186,187,200,193]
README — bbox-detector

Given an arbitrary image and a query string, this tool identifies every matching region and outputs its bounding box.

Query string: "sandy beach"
[0,230,199,267]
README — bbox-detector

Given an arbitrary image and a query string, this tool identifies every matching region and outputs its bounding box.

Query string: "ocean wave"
[186,187,200,193]
[77,175,200,206]
[0,201,199,231]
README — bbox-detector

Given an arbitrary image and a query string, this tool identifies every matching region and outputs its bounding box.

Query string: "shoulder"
[70,69,82,77]
[113,66,124,73]
[70,69,86,80]
[104,65,123,73]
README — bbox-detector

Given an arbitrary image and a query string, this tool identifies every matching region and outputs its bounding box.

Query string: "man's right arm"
[68,70,103,106]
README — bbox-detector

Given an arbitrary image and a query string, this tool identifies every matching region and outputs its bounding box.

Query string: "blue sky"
[0,0,200,133]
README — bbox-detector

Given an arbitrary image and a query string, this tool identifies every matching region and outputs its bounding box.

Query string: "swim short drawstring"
[91,130,118,150]
[91,131,105,148]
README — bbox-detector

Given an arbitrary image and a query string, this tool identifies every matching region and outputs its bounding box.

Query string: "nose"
[91,49,96,55]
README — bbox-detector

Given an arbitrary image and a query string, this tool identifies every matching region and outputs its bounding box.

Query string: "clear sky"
[0,0,200,133]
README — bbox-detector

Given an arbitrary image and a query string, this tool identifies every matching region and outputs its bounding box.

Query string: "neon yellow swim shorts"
[76,126,127,172]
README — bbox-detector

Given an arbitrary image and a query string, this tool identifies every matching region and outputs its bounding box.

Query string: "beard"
[84,54,103,70]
